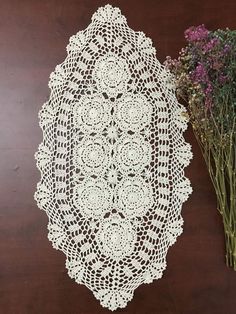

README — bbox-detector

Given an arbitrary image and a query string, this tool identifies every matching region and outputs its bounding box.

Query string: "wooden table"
[0,1,236,313]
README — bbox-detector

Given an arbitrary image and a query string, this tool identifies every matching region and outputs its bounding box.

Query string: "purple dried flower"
[191,63,208,83]
[219,74,228,84]
[223,44,231,53]
[190,63,214,109]
[184,24,209,42]
[203,37,220,53]
[205,83,213,96]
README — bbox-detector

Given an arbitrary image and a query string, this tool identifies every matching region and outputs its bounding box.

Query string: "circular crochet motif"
[115,134,152,173]
[34,4,193,312]
[116,93,152,131]
[116,178,153,217]
[96,214,136,260]
[73,179,112,219]
[93,54,131,97]
[74,94,111,133]
[74,136,110,175]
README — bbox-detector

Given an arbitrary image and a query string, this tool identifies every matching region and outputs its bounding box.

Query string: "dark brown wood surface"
[0,1,236,313]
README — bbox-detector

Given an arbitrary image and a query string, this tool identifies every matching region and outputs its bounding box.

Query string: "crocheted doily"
[35,4,193,311]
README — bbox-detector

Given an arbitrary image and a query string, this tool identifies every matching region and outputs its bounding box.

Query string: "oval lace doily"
[35,4,193,311]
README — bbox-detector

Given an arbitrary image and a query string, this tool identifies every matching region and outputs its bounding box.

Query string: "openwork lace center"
[35,4,193,311]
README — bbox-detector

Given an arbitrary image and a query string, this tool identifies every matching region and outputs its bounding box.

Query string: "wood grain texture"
[0,1,236,313]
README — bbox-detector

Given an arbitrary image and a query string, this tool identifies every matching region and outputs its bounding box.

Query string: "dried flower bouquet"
[165,25,236,269]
